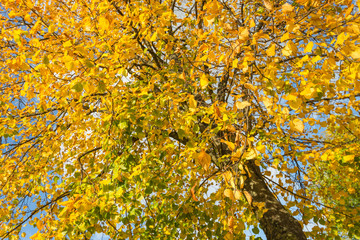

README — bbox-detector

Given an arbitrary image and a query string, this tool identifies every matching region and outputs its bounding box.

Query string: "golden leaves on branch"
[243,147,258,160]
[244,83,256,92]
[263,0,274,11]
[290,118,304,133]
[238,28,250,42]
[261,96,273,113]
[222,168,247,201]
[236,101,251,110]
[243,191,252,205]
[285,93,302,110]
[200,74,209,89]
[234,190,242,200]
[282,41,297,57]
[224,189,235,200]
[223,171,235,188]
[266,44,276,56]
[304,41,314,53]
[221,139,236,151]
[300,86,318,100]
[351,47,360,59]
[282,3,294,13]
[198,150,211,171]
[188,95,197,112]
[98,16,110,33]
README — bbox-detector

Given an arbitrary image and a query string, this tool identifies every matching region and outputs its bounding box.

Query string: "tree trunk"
[241,160,307,240]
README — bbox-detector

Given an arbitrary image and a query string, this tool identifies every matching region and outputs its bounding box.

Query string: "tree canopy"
[0,0,359,239]
[309,117,360,239]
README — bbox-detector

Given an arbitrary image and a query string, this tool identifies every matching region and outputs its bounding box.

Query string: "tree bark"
[241,160,307,240]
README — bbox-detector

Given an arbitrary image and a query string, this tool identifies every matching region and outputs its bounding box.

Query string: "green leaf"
[72,82,83,92]
[84,59,94,68]
[98,80,106,92]
[119,121,128,129]
[43,55,50,65]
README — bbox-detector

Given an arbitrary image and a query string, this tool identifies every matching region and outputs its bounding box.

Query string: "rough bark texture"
[242,160,307,240]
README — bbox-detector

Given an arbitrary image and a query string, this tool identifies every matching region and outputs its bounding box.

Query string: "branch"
[0,191,70,239]
[306,93,360,104]
[77,147,102,180]
[264,176,353,218]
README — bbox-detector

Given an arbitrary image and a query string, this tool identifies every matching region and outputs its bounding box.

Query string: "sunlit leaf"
[282,3,294,12]
[198,150,211,171]
[266,44,276,56]
[290,118,304,133]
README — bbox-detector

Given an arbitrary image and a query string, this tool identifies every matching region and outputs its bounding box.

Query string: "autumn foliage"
[0,0,360,239]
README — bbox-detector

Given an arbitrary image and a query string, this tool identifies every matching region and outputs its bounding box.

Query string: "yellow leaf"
[223,171,234,184]
[286,94,302,110]
[261,96,272,111]
[24,14,32,22]
[304,41,314,53]
[23,82,29,91]
[343,155,354,163]
[281,32,290,42]
[311,55,322,63]
[48,24,56,34]
[250,19,256,28]
[99,16,110,31]
[348,187,355,194]
[204,16,215,27]
[224,232,234,240]
[351,47,360,59]
[8,11,17,18]
[30,232,41,240]
[282,107,289,116]
[243,147,257,160]
[263,0,274,10]
[63,40,72,48]
[290,118,304,133]
[150,32,157,42]
[236,101,251,110]
[228,216,234,228]
[198,150,211,171]
[189,95,197,110]
[335,32,347,47]
[234,190,242,200]
[350,23,360,34]
[232,58,239,68]
[300,87,317,99]
[221,139,236,151]
[244,83,256,91]
[224,189,235,200]
[289,98,301,110]
[256,144,266,154]
[239,28,249,41]
[282,41,296,56]
[282,3,294,12]
[239,175,246,189]
[223,171,236,188]
[231,147,244,161]
[36,221,43,231]
[200,74,209,89]
[243,191,252,204]
[266,44,276,56]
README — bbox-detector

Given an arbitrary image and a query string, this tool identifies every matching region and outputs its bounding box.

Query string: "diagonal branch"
[0,191,71,239]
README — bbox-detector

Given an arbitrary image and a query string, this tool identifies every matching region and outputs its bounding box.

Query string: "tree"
[309,117,360,239]
[0,0,359,239]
